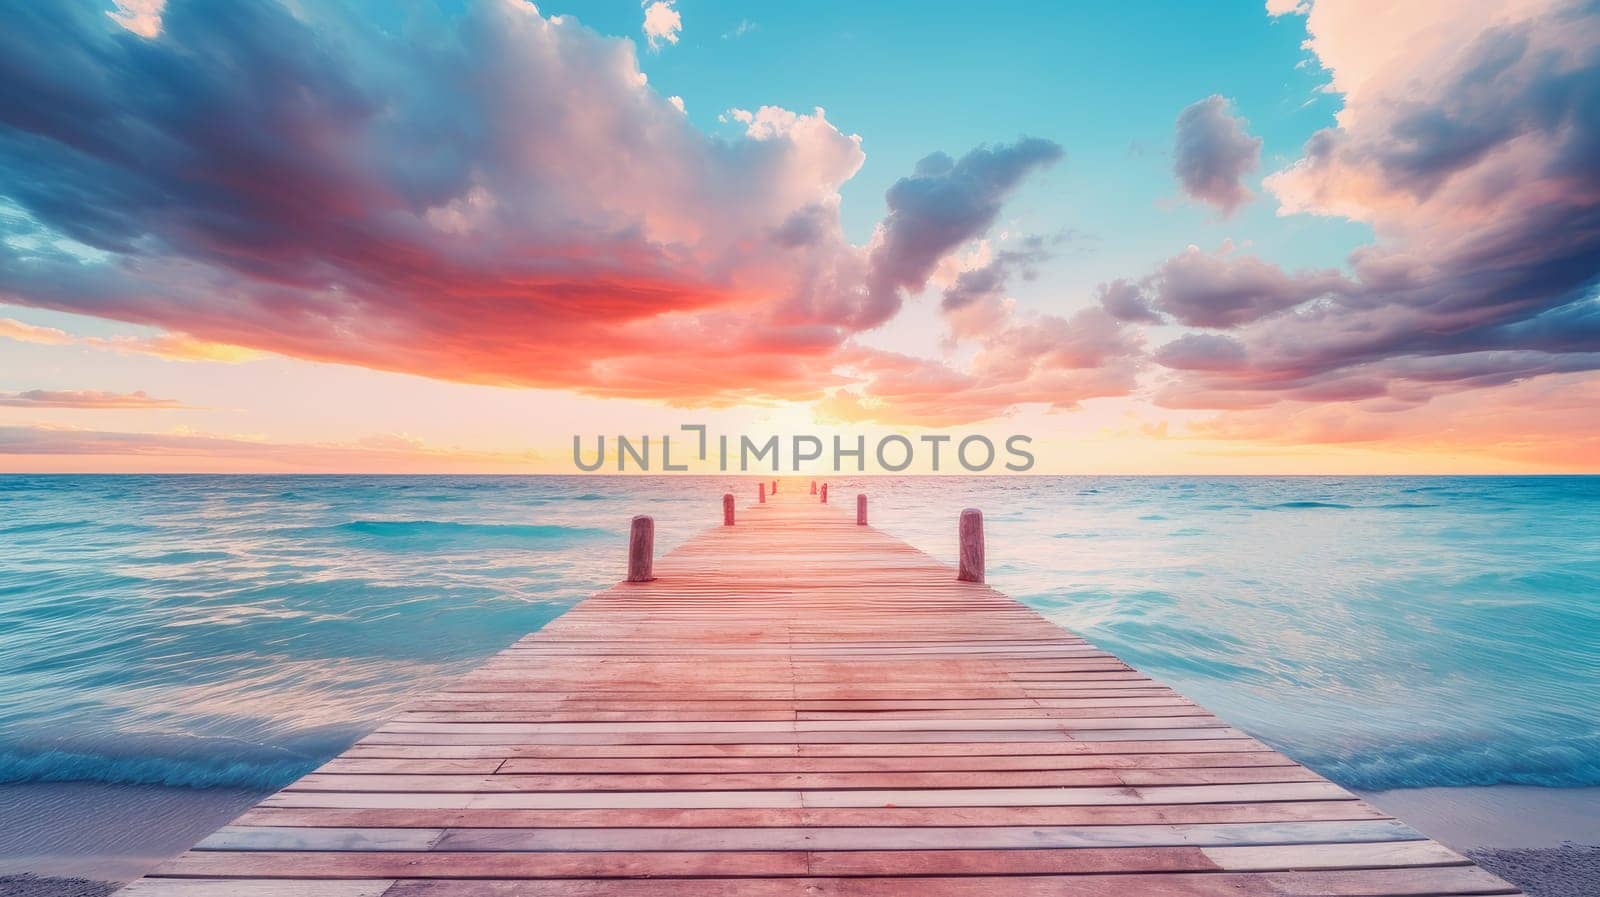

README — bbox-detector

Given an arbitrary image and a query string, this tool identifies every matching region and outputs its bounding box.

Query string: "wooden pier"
[119,487,1520,896]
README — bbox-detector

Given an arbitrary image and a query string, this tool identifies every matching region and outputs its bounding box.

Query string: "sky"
[0,0,1597,473]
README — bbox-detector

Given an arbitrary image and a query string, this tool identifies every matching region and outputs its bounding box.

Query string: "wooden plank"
[119,883,394,897]
[284,766,1322,792]
[258,781,1355,810]
[115,490,1516,895]
[477,751,1295,773]
[232,800,1389,829]
[154,850,814,878]
[198,819,1421,852]
[368,870,1522,897]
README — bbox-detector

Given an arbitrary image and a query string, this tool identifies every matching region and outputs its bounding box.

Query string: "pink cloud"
[0,424,542,473]
[1189,371,1600,467]
[1172,95,1262,216]
[1148,0,1600,416]
[0,389,188,409]
[823,238,1146,425]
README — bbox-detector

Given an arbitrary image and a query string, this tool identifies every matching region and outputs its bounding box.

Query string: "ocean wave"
[1307,735,1600,790]
[1,520,156,535]
[0,520,95,534]
[0,747,318,791]
[1264,500,1353,509]
[1375,502,1440,509]
[139,549,233,564]
[319,519,610,548]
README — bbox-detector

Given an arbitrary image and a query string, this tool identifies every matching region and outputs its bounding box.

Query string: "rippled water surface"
[0,475,1595,792]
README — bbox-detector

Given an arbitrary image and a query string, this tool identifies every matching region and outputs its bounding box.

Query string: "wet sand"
[0,783,263,883]
[1358,786,1600,897]
[1469,845,1600,897]
[1359,784,1600,849]
[0,876,115,897]
[1,782,1594,896]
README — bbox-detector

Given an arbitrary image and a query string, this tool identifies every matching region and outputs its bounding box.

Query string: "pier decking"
[119,488,1520,896]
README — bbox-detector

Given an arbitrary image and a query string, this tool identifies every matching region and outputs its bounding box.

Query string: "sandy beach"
[2,781,1594,896]
[1361,786,1600,896]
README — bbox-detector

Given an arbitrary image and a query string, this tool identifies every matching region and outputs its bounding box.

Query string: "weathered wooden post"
[627,515,655,582]
[811,480,817,494]
[856,493,867,525]
[957,508,984,583]
[723,493,735,526]
[771,480,778,494]
[759,482,766,503]
[820,483,828,503]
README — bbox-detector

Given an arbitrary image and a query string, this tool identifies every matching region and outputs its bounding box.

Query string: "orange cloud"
[0,317,73,346]
[1188,371,1600,469]
[85,333,268,363]
[1,314,265,363]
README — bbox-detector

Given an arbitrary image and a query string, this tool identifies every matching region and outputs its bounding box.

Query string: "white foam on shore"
[1359,785,1600,850]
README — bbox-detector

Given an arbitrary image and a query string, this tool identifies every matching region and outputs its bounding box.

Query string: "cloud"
[1172,95,1262,216]
[84,332,269,362]
[1146,0,1600,415]
[1154,333,1249,373]
[1096,279,1163,323]
[825,232,1144,426]
[0,317,73,345]
[1188,371,1600,468]
[867,139,1063,325]
[0,389,187,409]
[0,424,543,472]
[642,0,682,49]
[0,313,263,361]
[940,235,1052,312]
[1149,245,1351,327]
[824,307,1142,426]
[0,1,1062,419]
[722,19,755,40]
[108,0,164,37]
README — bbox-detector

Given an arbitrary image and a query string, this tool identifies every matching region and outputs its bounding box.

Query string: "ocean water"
[0,474,1595,794]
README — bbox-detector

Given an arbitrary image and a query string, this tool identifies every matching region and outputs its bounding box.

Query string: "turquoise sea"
[0,475,1595,795]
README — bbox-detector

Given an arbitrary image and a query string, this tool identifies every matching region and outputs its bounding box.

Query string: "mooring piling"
[626,514,655,582]
[957,507,984,583]
[722,493,735,526]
